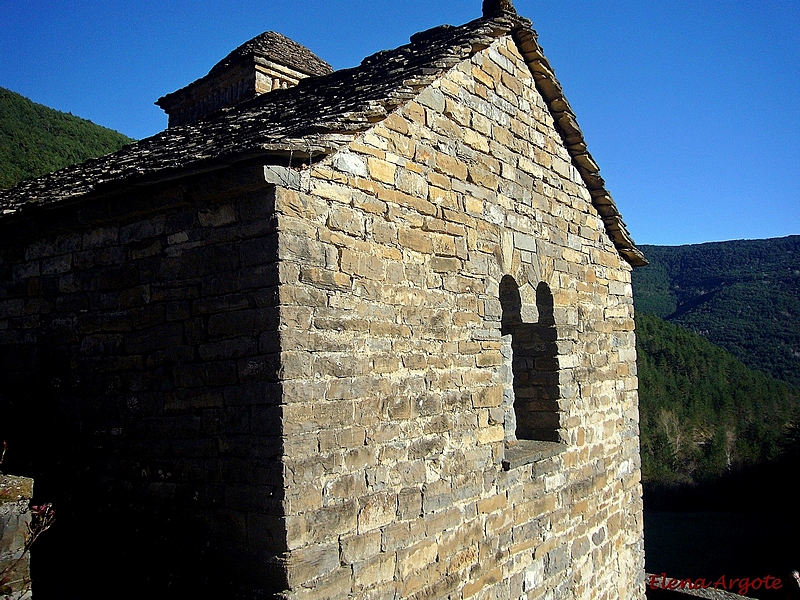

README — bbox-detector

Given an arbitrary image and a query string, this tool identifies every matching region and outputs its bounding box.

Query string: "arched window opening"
[500,276,561,443]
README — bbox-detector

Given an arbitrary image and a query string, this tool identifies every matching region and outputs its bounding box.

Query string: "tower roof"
[155,31,334,127]
[208,31,333,79]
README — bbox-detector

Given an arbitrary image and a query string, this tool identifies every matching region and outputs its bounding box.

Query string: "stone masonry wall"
[0,31,645,600]
[274,36,644,599]
[0,169,287,596]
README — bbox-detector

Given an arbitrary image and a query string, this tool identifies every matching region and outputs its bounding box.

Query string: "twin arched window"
[499,276,561,443]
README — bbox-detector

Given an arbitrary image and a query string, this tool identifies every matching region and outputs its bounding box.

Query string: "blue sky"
[1,0,798,246]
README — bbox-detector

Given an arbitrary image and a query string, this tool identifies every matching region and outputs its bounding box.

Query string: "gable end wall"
[275,36,644,599]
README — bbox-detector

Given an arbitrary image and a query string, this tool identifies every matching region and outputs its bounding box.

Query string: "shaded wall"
[0,166,285,598]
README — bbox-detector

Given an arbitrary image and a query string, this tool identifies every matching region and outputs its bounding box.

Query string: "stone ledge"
[0,475,34,504]
[502,440,567,471]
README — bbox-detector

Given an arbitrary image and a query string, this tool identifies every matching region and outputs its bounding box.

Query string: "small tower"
[156,32,333,128]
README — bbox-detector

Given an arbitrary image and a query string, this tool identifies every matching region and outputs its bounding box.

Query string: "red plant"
[0,505,54,598]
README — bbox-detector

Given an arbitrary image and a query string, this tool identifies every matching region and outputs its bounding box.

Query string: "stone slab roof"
[0,12,646,266]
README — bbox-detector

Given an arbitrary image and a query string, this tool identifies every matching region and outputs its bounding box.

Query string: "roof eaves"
[0,134,346,220]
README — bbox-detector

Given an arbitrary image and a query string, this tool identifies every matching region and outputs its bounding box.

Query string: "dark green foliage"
[636,313,799,486]
[633,236,800,386]
[0,87,134,190]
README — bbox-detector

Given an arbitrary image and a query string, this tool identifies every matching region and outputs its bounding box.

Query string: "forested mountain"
[633,236,800,386]
[636,313,798,487]
[0,87,133,189]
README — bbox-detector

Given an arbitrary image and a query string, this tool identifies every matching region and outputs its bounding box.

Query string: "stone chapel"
[0,1,647,598]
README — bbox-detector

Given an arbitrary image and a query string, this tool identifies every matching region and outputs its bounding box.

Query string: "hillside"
[633,236,800,386]
[636,313,799,487]
[0,87,134,190]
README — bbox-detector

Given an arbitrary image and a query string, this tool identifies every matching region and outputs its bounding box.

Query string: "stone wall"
[0,169,287,596]
[274,36,644,599]
[0,476,33,599]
